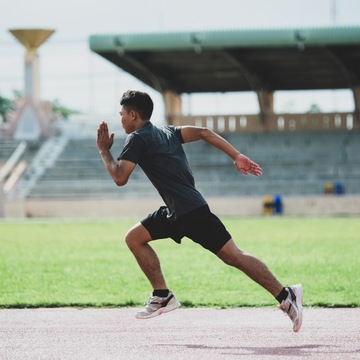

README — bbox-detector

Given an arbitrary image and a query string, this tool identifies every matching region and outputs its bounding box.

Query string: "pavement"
[0,307,359,360]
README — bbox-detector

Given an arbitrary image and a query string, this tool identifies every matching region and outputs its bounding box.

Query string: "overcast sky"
[1,0,360,126]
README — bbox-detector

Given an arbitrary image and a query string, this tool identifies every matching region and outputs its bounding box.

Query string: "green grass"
[0,217,359,308]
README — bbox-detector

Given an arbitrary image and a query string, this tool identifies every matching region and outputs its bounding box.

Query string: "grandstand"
[0,139,43,164]
[186,130,360,196]
[1,128,357,201]
[24,137,157,199]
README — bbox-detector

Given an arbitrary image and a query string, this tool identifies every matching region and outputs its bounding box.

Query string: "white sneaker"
[136,292,181,319]
[279,284,303,332]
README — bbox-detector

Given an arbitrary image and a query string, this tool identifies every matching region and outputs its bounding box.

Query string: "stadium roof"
[89,26,360,94]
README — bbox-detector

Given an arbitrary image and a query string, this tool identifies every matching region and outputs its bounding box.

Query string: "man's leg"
[217,239,303,332]
[216,239,283,297]
[125,222,168,290]
[125,222,180,319]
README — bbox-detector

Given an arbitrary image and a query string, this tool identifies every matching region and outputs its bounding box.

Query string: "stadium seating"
[0,139,43,163]
[2,131,359,199]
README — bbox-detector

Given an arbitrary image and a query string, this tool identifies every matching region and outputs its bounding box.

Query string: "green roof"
[90,26,360,52]
[89,26,360,94]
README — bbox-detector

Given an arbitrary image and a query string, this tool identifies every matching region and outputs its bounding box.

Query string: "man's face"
[119,105,135,134]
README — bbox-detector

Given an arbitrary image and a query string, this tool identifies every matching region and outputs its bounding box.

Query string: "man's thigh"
[184,212,231,254]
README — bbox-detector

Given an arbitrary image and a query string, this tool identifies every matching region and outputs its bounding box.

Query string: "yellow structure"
[262,195,274,215]
[8,29,55,140]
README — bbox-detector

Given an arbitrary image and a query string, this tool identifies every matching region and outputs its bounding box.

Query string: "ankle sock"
[153,289,170,297]
[275,287,289,303]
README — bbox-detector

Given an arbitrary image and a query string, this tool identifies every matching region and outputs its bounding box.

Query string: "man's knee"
[125,228,136,248]
[217,239,244,267]
[125,223,151,249]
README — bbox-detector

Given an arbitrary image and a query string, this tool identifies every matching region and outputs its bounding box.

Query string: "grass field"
[0,217,359,308]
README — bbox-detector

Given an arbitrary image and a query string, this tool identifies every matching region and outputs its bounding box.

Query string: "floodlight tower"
[8,29,55,140]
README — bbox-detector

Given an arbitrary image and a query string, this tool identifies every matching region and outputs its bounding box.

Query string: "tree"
[307,103,322,113]
[0,91,81,123]
[51,99,82,120]
[13,89,23,100]
[0,95,14,123]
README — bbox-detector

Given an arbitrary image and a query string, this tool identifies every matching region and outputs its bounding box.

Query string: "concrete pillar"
[24,51,40,103]
[353,86,360,127]
[257,89,274,128]
[163,91,182,125]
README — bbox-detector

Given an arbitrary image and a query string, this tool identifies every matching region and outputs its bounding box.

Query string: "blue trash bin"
[334,182,345,195]
[273,194,283,215]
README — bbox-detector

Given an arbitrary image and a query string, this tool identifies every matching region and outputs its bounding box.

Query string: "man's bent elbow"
[114,177,128,187]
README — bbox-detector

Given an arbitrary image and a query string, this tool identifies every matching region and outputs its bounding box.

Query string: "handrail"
[0,141,27,183]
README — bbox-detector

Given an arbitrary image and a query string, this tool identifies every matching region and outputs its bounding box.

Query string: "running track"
[1,308,359,359]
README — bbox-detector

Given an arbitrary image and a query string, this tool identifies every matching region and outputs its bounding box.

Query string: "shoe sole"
[293,284,303,332]
[136,299,181,320]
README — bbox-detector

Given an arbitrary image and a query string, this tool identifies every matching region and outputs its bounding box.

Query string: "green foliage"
[0,91,81,122]
[307,103,322,113]
[12,89,23,100]
[0,94,14,122]
[52,99,82,119]
[0,217,359,308]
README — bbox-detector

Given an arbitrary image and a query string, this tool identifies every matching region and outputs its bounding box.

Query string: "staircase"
[17,134,69,198]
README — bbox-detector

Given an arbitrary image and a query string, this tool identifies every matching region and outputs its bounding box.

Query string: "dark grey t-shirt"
[118,122,207,221]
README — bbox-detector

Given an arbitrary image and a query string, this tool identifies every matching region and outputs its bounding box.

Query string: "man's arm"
[180,126,262,176]
[96,121,136,186]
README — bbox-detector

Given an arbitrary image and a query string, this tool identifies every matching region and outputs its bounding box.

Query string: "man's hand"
[97,121,114,151]
[234,153,262,176]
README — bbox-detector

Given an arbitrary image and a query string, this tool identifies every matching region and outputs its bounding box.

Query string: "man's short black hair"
[120,90,154,121]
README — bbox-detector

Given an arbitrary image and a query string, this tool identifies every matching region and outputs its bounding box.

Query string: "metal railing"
[0,141,27,183]
[0,141,27,217]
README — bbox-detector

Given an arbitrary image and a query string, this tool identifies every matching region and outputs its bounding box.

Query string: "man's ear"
[128,109,136,120]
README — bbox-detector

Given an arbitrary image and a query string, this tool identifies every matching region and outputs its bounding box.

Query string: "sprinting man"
[96,90,303,332]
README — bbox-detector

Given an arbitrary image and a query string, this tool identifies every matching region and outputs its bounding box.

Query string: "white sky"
[1,0,360,126]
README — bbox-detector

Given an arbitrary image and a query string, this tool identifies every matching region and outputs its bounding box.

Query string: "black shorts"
[141,205,231,254]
